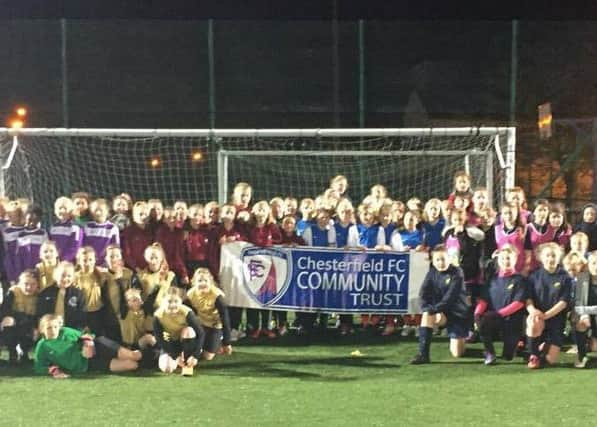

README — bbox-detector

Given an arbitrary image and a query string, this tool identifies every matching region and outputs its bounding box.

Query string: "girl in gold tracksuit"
[74,246,110,336]
[0,270,39,363]
[186,268,232,360]
[153,287,204,375]
[103,244,139,341]
[137,243,178,313]
[36,241,60,290]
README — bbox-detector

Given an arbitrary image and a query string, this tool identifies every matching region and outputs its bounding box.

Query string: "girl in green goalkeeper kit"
[33,313,141,378]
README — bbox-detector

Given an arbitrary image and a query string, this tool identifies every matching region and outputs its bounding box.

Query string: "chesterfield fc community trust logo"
[241,247,290,305]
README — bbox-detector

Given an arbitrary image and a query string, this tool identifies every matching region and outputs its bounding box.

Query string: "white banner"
[219,242,428,313]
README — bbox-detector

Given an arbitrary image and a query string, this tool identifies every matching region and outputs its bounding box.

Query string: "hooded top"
[575,203,597,251]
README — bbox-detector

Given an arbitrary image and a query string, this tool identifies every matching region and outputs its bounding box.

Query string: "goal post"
[0,127,515,220]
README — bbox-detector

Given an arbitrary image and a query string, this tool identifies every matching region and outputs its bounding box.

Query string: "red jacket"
[248,223,282,247]
[207,223,247,278]
[186,225,211,262]
[155,224,188,280]
[280,228,306,246]
[447,190,473,211]
[121,224,154,271]
[235,205,250,218]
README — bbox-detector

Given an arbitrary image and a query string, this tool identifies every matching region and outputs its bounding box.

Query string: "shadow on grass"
[429,359,494,365]
[208,354,396,368]
[234,330,413,348]
[201,354,400,382]
[213,366,359,382]
[160,352,400,382]
[461,348,486,358]
[0,364,32,378]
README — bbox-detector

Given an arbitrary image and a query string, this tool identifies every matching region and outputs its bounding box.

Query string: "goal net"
[0,128,515,222]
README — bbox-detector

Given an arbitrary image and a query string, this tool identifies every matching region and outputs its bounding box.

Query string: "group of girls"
[412,179,597,369]
[2,244,232,377]
[0,194,234,377]
[2,170,597,377]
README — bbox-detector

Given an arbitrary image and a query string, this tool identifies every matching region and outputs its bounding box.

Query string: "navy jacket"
[419,265,469,319]
[37,285,87,330]
[527,266,572,320]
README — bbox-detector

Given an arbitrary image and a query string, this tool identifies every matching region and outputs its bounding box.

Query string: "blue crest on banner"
[241,246,291,305]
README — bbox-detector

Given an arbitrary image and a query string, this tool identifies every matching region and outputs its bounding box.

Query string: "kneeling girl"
[474,245,527,365]
[411,245,469,364]
[525,242,572,369]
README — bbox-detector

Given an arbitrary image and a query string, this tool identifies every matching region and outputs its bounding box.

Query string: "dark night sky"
[1,12,597,128]
[2,3,597,213]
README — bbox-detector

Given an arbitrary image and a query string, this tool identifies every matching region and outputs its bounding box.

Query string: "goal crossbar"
[218,150,488,157]
[0,127,514,138]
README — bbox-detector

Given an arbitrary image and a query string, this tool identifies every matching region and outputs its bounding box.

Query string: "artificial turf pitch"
[1,332,595,426]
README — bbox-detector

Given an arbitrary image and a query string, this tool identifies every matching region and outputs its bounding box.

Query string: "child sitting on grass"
[34,313,140,378]
[154,287,205,375]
